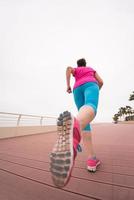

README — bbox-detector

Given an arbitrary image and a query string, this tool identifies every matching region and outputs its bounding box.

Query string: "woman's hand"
[66,67,74,94]
[67,86,72,93]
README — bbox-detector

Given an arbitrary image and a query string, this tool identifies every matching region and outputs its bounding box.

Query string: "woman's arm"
[94,72,104,89]
[66,67,75,93]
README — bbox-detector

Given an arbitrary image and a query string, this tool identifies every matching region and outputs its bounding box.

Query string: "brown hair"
[77,58,86,67]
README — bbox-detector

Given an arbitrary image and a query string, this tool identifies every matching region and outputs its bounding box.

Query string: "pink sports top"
[73,66,98,89]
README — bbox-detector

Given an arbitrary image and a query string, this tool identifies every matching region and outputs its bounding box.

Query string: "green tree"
[121,107,127,120]
[129,91,134,101]
[113,114,119,123]
[118,107,125,121]
[125,106,132,117]
[113,91,134,122]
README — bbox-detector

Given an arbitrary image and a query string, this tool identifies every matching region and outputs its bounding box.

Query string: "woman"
[50,58,103,188]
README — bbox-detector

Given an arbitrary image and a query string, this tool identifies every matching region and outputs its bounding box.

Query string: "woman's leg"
[76,105,95,130]
[77,105,96,158]
[82,131,96,158]
[73,84,97,158]
[75,83,100,171]
[76,83,99,160]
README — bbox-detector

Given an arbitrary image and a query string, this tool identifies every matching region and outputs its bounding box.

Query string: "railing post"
[40,117,43,126]
[17,115,22,126]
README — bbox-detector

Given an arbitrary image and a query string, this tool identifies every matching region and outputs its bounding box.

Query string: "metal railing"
[0,112,57,127]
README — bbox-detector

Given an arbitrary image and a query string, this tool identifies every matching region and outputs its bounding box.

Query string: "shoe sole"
[50,111,74,188]
[87,161,101,172]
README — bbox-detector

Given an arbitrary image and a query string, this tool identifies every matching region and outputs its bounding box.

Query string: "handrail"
[0,112,56,119]
[0,112,57,127]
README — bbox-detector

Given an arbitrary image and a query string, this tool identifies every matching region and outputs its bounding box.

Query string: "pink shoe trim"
[87,158,101,167]
[73,117,81,150]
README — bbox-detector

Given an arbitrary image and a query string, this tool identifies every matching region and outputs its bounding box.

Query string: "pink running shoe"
[50,111,81,188]
[87,157,101,172]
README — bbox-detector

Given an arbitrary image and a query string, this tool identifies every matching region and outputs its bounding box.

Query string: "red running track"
[0,123,134,200]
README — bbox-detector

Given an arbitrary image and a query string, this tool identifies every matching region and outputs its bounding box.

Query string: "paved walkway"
[0,123,134,200]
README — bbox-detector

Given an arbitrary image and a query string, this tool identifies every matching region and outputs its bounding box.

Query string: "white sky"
[0,0,134,122]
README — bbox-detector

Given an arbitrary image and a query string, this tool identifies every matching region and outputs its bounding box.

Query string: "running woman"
[50,58,103,188]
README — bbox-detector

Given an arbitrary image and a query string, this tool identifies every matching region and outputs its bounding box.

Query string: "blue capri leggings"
[73,82,99,131]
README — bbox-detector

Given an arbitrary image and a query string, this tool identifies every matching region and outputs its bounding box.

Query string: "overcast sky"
[0,0,134,123]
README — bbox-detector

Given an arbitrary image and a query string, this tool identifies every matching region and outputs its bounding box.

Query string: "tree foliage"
[113,91,134,123]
